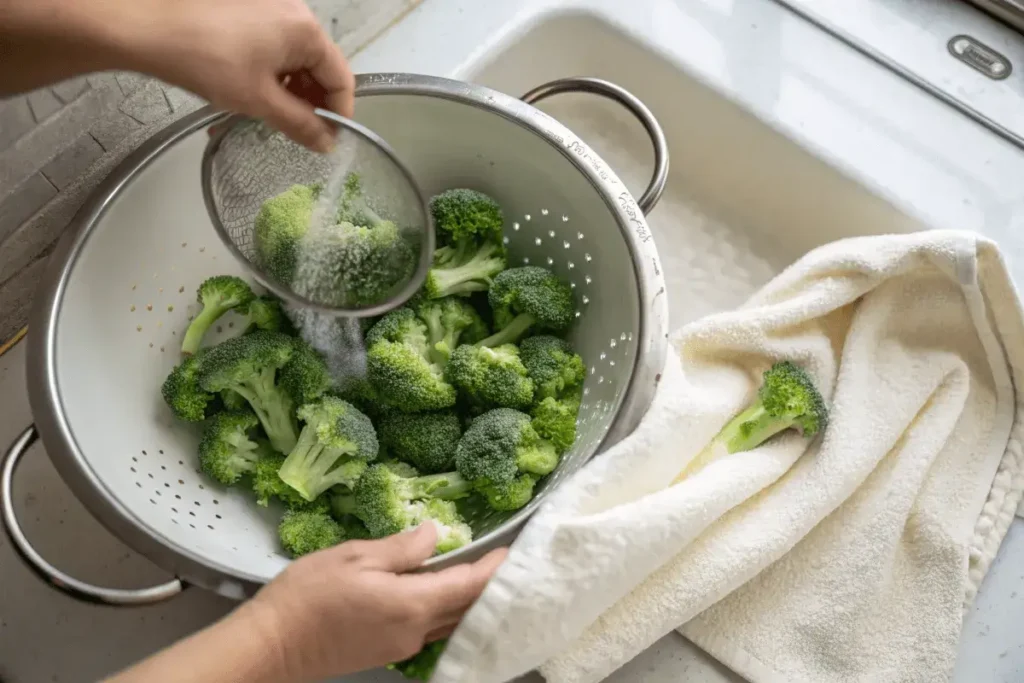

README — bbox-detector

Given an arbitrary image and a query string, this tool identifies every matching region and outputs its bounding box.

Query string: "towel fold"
[434,231,1024,683]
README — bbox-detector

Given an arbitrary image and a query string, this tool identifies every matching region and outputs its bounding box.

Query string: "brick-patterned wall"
[0,0,417,345]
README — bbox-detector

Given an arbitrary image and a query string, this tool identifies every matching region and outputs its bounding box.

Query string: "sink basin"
[466,10,923,328]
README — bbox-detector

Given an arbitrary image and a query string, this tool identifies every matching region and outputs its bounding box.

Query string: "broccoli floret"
[674,361,829,482]
[245,295,293,335]
[476,474,538,512]
[197,411,263,485]
[197,331,298,454]
[388,640,447,681]
[254,183,319,284]
[424,240,507,300]
[253,453,312,508]
[430,188,503,247]
[337,172,384,227]
[445,344,534,410]
[350,463,472,553]
[181,276,255,355]
[293,219,416,309]
[423,189,506,300]
[365,308,457,412]
[377,411,462,473]
[220,389,250,412]
[278,338,331,407]
[531,394,580,455]
[416,297,489,363]
[328,498,372,539]
[478,267,574,346]
[520,335,585,401]
[455,408,558,511]
[278,508,343,558]
[161,351,214,422]
[278,396,379,502]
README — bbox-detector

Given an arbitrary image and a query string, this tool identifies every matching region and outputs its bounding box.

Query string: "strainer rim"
[28,73,668,592]
[200,110,435,317]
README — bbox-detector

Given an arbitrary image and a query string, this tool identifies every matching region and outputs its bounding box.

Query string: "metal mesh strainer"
[201,111,433,316]
[4,75,669,605]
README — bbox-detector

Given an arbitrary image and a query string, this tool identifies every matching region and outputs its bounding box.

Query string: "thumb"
[362,523,439,573]
[255,77,336,153]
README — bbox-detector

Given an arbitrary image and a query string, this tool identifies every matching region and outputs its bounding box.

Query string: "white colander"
[2,74,669,605]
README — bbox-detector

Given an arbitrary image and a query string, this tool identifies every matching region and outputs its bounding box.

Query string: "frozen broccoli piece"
[416,297,489,364]
[197,331,298,453]
[365,308,457,412]
[674,361,829,482]
[278,509,343,557]
[161,351,214,422]
[254,183,319,284]
[423,189,507,299]
[181,276,255,355]
[445,344,534,410]
[197,410,264,485]
[377,411,462,474]
[519,335,585,401]
[479,267,574,346]
[455,408,558,511]
[277,396,379,502]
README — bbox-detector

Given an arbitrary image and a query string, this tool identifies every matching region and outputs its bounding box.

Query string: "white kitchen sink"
[345,1,1024,682]
[465,10,924,328]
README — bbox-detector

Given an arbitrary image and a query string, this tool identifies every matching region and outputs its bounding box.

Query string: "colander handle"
[1,425,184,606]
[521,77,669,214]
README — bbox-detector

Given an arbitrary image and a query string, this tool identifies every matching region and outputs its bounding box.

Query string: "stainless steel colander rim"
[27,73,669,595]
[200,109,435,318]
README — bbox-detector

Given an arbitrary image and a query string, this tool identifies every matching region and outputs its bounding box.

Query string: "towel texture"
[434,231,1024,683]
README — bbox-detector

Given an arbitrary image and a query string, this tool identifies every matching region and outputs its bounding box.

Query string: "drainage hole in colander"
[171,507,178,513]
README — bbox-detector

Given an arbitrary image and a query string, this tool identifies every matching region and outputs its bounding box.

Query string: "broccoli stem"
[476,314,535,348]
[672,402,792,484]
[231,367,298,454]
[279,427,362,502]
[428,242,505,299]
[181,304,229,355]
[409,472,473,500]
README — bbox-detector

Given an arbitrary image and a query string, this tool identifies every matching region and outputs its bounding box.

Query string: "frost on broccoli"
[423,189,507,299]
[197,331,299,454]
[674,360,829,483]
[346,463,472,554]
[161,351,214,422]
[197,411,266,485]
[278,508,343,558]
[519,335,584,401]
[455,408,558,511]
[445,344,534,410]
[293,219,416,309]
[377,411,462,474]
[365,308,457,412]
[479,267,574,346]
[277,396,379,502]
[254,183,319,285]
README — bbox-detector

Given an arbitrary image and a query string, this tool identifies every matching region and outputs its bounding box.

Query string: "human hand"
[239,523,507,682]
[124,0,355,152]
